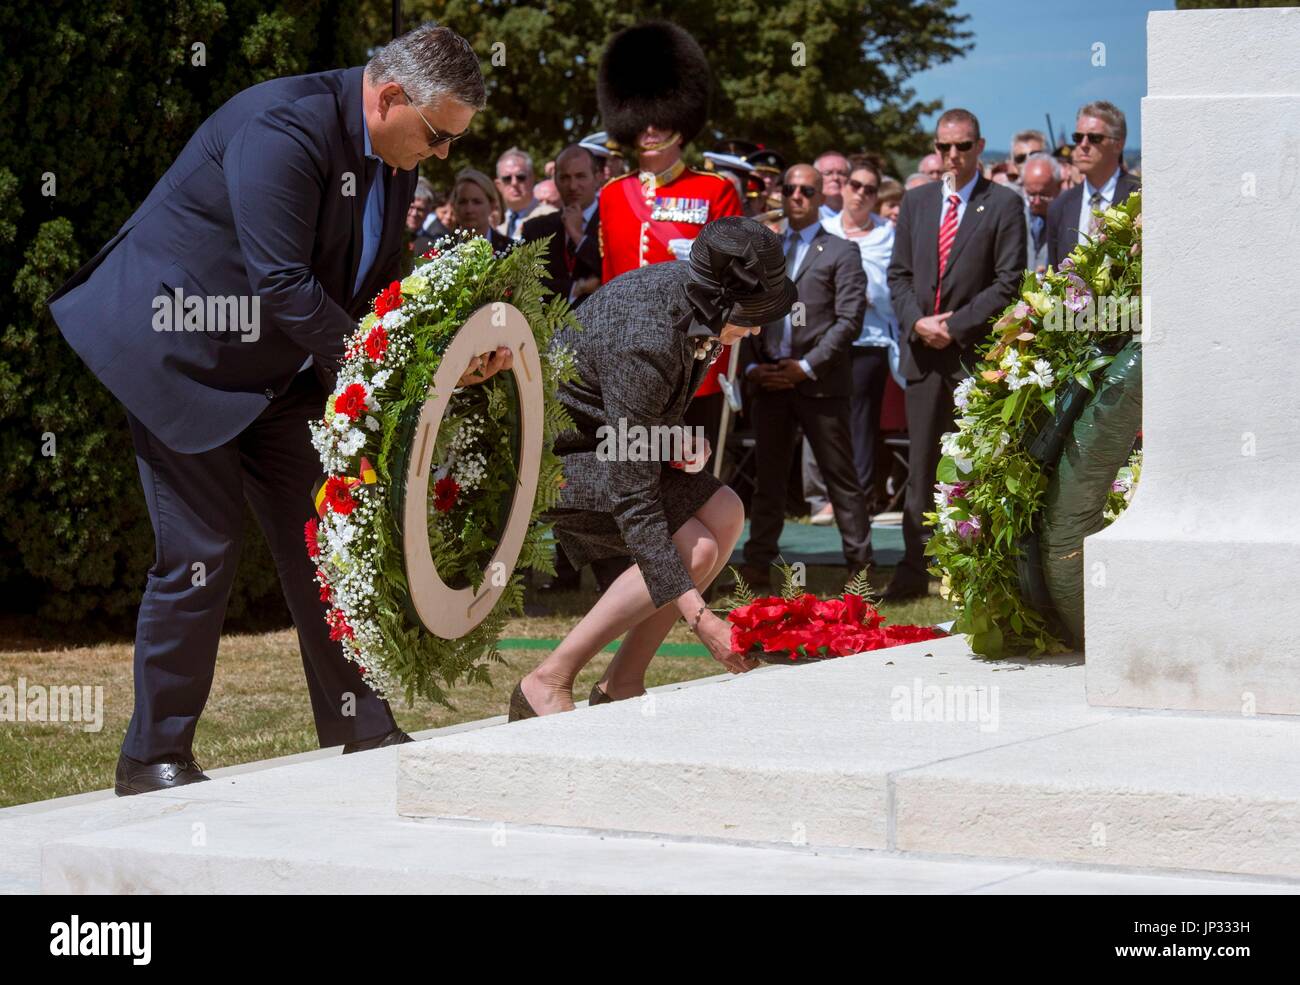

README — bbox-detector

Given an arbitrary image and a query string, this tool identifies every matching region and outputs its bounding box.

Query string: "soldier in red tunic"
[595,20,743,446]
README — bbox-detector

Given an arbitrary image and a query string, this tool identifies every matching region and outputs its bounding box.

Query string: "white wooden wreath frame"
[401,302,543,639]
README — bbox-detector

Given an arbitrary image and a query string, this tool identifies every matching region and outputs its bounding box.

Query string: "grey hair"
[1077,100,1127,145]
[1011,129,1047,148]
[413,176,437,204]
[365,22,486,110]
[496,147,533,177]
[1022,151,1061,183]
[904,173,931,190]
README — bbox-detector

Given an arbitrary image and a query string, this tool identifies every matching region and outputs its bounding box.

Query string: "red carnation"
[333,382,368,421]
[364,325,388,363]
[327,608,354,641]
[304,518,321,558]
[324,476,356,515]
[434,475,460,512]
[374,280,403,317]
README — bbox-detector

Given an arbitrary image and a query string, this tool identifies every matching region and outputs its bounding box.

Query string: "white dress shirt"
[1076,167,1120,245]
[938,171,980,228]
[745,222,820,381]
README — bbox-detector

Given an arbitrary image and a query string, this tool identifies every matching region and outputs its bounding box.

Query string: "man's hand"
[775,358,809,384]
[747,364,795,391]
[913,311,954,349]
[458,346,513,387]
[561,204,586,245]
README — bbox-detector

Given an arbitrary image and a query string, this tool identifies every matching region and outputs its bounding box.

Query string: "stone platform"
[4,634,1297,894]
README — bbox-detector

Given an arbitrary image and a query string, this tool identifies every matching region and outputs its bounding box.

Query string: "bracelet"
[688,603,708,633]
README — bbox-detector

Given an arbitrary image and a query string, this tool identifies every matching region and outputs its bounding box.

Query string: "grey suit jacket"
[738,224,866,398]
[548,261,717,607]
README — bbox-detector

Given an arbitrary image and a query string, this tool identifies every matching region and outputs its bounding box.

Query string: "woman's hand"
[458,346,513,387]
[693,609,759,674]
[671,434,711,473]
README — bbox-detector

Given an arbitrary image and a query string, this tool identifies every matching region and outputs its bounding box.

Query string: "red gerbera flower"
[324,476,356,515]
[434,475,460,512]
[333,383,368,421]
[364,325,388,363]
[304,518,321,558]
[374,280,403,317]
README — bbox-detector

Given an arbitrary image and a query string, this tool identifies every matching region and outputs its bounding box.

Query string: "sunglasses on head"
[1073,132,1115,146]
[782,183,817,198]
[846,178,878,195]
[934,140,975,153]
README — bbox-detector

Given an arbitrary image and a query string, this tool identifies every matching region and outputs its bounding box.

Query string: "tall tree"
[406,0,971,177]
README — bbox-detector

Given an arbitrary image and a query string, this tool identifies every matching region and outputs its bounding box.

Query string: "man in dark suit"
[45,25,489,795]
[738,163,872,586]
[1047,101,1140,269]
[885,108,1027,599]
[521,144,602,308]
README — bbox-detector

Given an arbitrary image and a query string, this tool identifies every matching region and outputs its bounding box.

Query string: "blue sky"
[907,0,1175,153]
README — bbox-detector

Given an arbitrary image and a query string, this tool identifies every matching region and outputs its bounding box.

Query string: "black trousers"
[897,370,960,586]
[123,368,397,763]
[849,347,891,498]
[743,388,873,569]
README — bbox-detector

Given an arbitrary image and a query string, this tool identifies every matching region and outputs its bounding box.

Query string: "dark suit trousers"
[122,368,397,762]
[897,370,960,586]
[743,387,872,569]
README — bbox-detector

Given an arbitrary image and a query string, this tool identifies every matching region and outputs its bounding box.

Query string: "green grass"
[0,565,954,808]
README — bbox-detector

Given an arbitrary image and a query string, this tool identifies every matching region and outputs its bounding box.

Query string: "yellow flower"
[1024,291,1054,317]
[401,273,429,296]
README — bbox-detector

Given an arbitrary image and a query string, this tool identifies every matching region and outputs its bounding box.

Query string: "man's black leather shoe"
[114,753,210,797]
[880,579,931,602]
[341,728,414,754]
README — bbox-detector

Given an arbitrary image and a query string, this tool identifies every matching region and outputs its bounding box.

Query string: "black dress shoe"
[880,579,930,602]
[114,753,210,797]
[341,728,414,754]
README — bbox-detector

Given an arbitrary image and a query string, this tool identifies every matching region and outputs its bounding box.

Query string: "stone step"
[395,636,1300,880]
[38,804,1297,895]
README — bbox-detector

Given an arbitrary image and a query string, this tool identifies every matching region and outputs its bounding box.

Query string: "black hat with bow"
[680,217,797,336]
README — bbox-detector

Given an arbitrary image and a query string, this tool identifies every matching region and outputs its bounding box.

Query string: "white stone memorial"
[1086,8,1300,716]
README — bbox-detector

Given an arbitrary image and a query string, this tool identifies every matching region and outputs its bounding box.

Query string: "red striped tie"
[934,193,961,312]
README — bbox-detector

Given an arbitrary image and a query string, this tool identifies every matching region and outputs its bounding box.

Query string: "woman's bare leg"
[598,487,747,698]
[521,487,745,714]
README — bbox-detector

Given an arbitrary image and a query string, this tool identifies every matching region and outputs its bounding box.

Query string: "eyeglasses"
[1012,152,1031,165]
[497,174,531,185]
[1072,131,1116,146]
[400,87,470,150]
[782,183,817,198]
[846,179,878,195]
[935,140,975,153]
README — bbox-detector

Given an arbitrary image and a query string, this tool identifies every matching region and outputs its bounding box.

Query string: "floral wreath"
[306,234,578,704]
[926,193,1144,658]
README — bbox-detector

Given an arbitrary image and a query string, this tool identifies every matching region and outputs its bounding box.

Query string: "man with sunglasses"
[1046,101,1140,269]
[46,24,495,794]
[884,107,1027,601]
[1007,129,1047,182]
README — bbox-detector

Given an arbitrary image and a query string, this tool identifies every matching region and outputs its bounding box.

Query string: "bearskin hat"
[597,21,712,151]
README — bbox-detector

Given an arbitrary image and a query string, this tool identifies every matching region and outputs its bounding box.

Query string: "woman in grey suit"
[510,217,796,719]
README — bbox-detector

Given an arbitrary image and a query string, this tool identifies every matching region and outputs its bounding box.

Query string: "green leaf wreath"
[926,193,1145,657]
[306,234,579,706]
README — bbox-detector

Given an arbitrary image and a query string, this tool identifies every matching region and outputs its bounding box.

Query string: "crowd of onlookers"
[402,98,1140,598]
